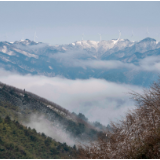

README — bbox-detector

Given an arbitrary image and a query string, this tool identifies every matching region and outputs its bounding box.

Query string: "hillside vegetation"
[0,115,77,159]
[0,82,105,145]
[0,81,108,158]
[78,79,160,158]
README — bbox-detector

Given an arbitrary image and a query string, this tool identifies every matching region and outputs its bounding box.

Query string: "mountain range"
[0,37,160,87]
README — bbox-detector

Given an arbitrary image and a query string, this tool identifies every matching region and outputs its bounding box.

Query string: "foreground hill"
[0,116,77,158]
[0,81,104,145]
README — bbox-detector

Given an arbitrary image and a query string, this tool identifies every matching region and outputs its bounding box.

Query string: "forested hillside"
[0,115,77,159]
[0,82,104,145]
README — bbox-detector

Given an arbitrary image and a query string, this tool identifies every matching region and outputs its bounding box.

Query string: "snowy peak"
[73,39,132,48]
[68,39,134,54]
[0,40,39,59]
[13,39,41,46]
[74,40,99,49]
[0,37,159,59]
[50,38,160,56]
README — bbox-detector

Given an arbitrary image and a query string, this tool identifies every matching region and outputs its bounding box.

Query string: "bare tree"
[78,79,160,158]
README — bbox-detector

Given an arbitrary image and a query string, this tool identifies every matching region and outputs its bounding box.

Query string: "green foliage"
[4,116,11,123]
[0,85,99,141]
[45,137,52,146]
[0,116,2,123]
[78,113,88,121]
[41,132,46,138]
[0,82,102,159]
[0,115,78,159]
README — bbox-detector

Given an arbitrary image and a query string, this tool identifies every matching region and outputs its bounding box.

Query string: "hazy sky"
[0,1,160,44]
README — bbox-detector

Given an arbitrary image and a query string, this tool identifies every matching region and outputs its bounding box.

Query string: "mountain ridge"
[0,37,160,87]
[0,81,106,145]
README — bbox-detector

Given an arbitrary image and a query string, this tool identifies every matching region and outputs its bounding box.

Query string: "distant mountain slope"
[0,82,104,144]
[0,37,160,87]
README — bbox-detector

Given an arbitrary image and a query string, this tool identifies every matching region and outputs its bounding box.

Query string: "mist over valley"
[0,1,160,158]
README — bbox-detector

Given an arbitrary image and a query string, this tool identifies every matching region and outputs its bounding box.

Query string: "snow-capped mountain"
[1,37,159,60]
[0,37,160,87]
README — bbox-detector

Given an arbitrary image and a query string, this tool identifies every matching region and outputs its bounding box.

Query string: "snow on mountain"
[13,39,40,46]
[0,37,159,62]
[0,40,39,58]
[12,48,38,59]
[74,40,99,49]
[0,45,15,56]
[72,38,159,55]
[0,37,160,87]
[66,39,134,55]
[2,38,158,59]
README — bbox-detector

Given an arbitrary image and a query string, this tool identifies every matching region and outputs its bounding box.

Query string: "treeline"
[0,81,71,117]
[78,79,160,159]
[0,81,102,131]
[0,83,101,142]
[0,115,77,159]
[73,112,107,131]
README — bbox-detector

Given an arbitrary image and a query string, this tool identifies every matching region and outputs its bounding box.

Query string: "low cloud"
[23,114,76,146]
[0,68,144,125]
[0,68,15,76]
[51,50,160,72]
[51,50,136,70]
[70,59,136,69]
[139,55,160,72]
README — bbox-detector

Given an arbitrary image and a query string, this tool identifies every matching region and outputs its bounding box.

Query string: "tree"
[0,117,2,123]
[73,145,76,150]
[78,79,160,159]
[4,116,11,123]
[93,121,103,130]
[78,113,88,121]
[45,137,52,146]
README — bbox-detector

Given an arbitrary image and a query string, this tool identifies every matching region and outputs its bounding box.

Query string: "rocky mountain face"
[0,37,160,87]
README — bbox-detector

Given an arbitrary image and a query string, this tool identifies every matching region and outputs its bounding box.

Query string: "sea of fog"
[0,68,144,126]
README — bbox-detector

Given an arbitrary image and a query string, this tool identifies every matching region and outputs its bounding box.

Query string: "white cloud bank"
[23,114,76,146]
[0,68,144,125]
[139,55,160,72]
[52,50,160,72]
